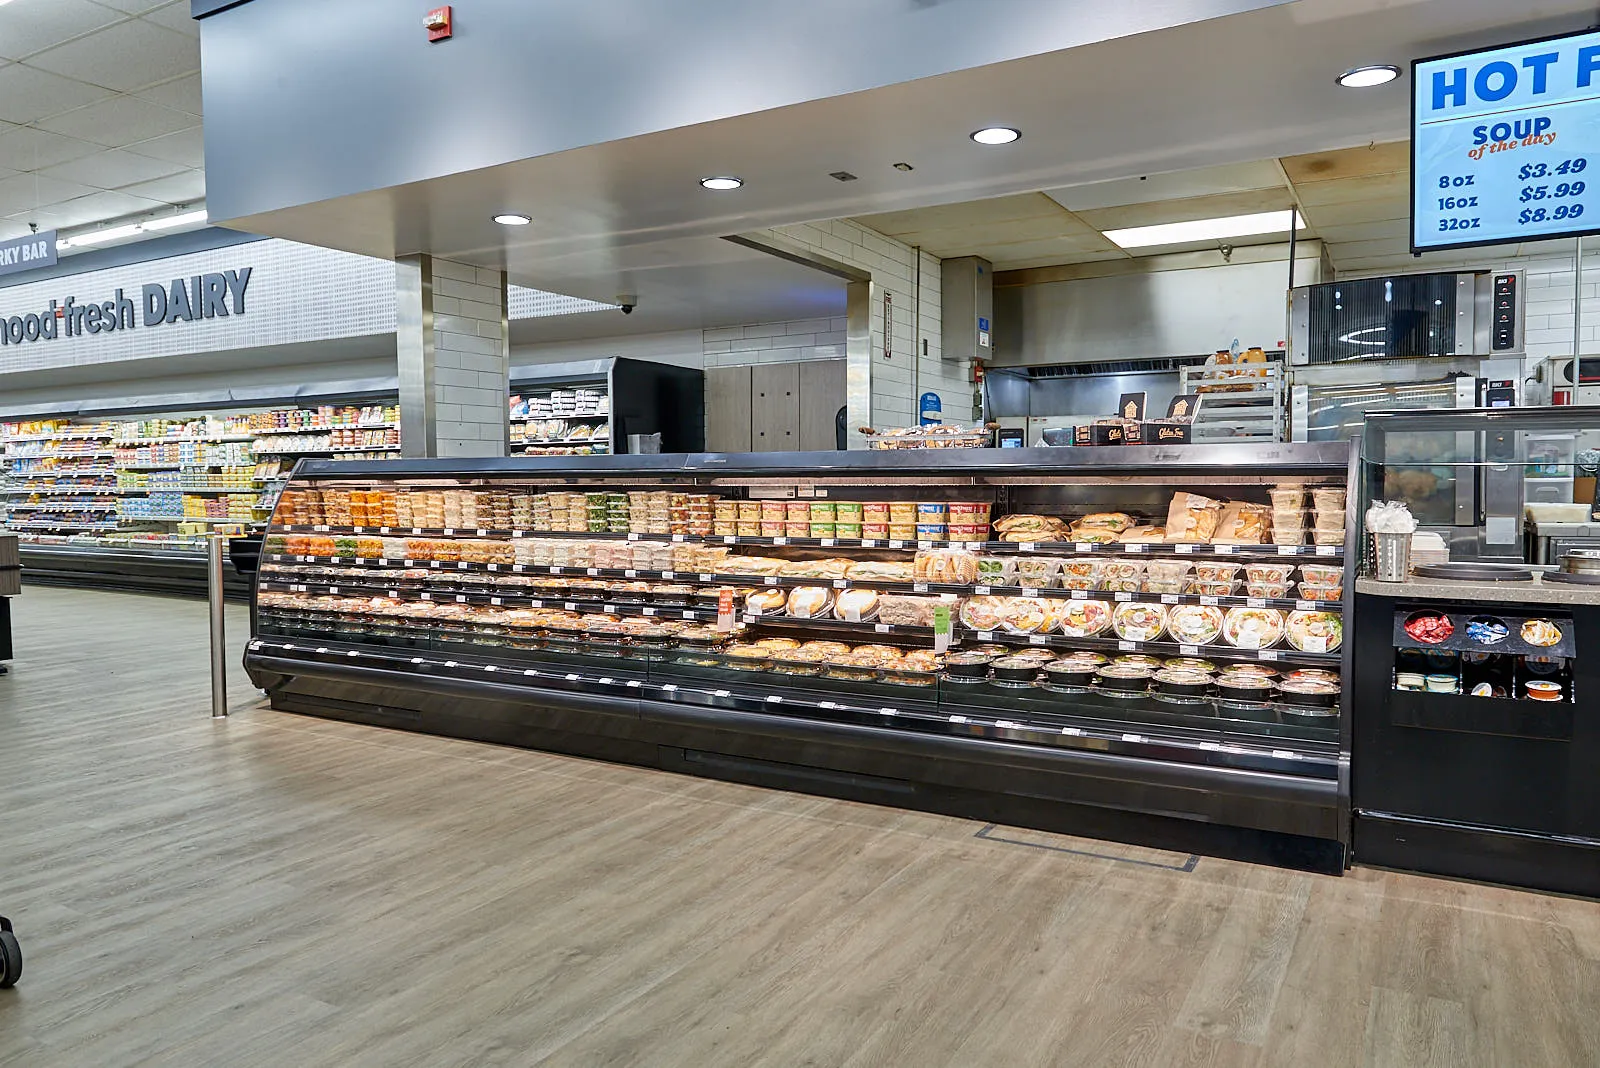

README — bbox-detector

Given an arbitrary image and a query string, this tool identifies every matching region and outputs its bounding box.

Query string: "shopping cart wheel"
[0,928,20,988]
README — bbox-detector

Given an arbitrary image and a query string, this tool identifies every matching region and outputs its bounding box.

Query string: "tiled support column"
[396,254,510,458]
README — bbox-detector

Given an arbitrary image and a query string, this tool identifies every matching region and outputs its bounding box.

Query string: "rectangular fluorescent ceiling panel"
[1104,209,1305,249]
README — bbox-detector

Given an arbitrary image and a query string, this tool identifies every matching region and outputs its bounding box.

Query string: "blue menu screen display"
[1413,30,1600,252]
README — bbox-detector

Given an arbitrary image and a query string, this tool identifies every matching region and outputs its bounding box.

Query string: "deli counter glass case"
[245,444,1359,871]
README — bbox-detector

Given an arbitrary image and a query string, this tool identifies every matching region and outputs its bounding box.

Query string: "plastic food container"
[1166,604,1224,645]
[944,651,997,682]
[1521,619,1563,647]
[1299,564,1343,586]
[1311,488,1346,512]
[1279,677,1340,709]
[1527,680,1563,701]
[1246,582,1292,599]
[1193,563,1241,582]
[1222,607,1286,649]
[1245,563,1297,584]
[1394,672,1426,690]
[1269,487,1305,510]
[1095,662,1155,696]
[1285,610,1343,653]
[1296,583,1343,602]
[1403,611,1454,644]
[1042,659,1097,691]
[1153,668,1213,704]
[1112,602,1167,642]
[1312,529,1346,546]
[1058,600,1112,638]
[1217,673,1276,705]
[1188,579,1240,597]
[991,655,1043,686]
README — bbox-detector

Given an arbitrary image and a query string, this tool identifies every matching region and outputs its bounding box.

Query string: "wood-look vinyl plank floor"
[0,586,1597,1067]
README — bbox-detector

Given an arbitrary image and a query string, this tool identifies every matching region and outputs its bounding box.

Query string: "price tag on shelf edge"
[1175,544,1194,554]
[933,604,952,654]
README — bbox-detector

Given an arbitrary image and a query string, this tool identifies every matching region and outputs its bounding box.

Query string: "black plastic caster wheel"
[0,928,21,988]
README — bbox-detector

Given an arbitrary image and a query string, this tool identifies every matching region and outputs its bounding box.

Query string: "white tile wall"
[427,258,508,458]
[717,219,972,433]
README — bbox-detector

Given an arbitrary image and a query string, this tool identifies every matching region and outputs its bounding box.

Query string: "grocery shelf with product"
[0,404,401,596]
[1351,405,1600,897]
[246,442,1359,871]
[508,358,704,456]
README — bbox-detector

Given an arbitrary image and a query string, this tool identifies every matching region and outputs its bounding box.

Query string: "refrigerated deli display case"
[244,443,1360,870]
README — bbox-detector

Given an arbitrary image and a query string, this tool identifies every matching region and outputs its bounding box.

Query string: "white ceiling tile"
[0,172,100,216]
[91,0,171,12]
[0,64,117,124]
[0,125,102,169]
[1044,161,1287,213]
[135,72,201,116]
[0,0,124,62]
[118,168,204,205]
[141,1,199,37]
[39,147,186,188]
[36,94,196,148]
[26,20,198,93]
[126,125,203,168]
[47,189,166,227]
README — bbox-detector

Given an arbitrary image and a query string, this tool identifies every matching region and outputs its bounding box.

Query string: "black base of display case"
[20,545,253,601]
[248,651,1347,875]
[1355,811,1600,899]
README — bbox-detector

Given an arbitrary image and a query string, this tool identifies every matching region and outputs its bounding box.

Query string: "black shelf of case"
[270,525,1345,560]
[245,636,1337,779]
[256,576,1341,668]
[260,553,1344,615]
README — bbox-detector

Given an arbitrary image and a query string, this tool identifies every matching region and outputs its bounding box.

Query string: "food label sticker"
[420,592,432,600]
[1118,640,1135,651]
[1029,635,1049,646]
[861,539,878,548]
[820,701,839,709]
[379,526,391,534]
[1161,594,1178,605]
[455,595,467,603]
[587,567,599,576]
[661,571,674,580]
[975,585,993,595]
[765,577,779,586]
[949,715,968,724]
[387,589,399,598]
[933,605,952,654]
[1018,542,1036,552]
[1180,644,1199,656]
[1175,544,1194,554]
[443,528,454,535]
[1216,544,1235,555]
[821,538,835,547]
[773,537,789,546]
[976,630,994,641]
[314,524,329,532]
[603,604,616,614]
[1114,592,1133,602]
[1021,587,1040,597]
[743,612,758,623]
[643,607,656,617]
[457,562,468,571]
[698,574,713,583]
[918,540,934,550]
[1062,727,1083,736]
[1296,600,1315,611]
[874,623,891,633]
[623,569,637,578]
[766,695,783,704]
[1272,750,1298,760]
[491,597,502,606]
[1261,649,1280,660]
[1303,636,1329,654]
[412,528,423,535]
[889,540,904,549]
[1201,596,1219,606]
[564,601,577,611]
[530,599,543,608]
[1071,590,1088,600]
[1278,546,1298,557]
[1076,543,1092,553]
[328,586,339,595]
[476,529,487,537]
[1124,544,1145,554]
[716,589,735,633]
[1122,733,1144,743]
[1317,545,1337,557]
[671,534,685,543]
[914,582,930,593]
[552,566,564,574]
[627,533,641,541]
[487,564,498,572]
[723,535,737,545]
[512,530,525,538]
[681,610,696,620]
[1247,598,1266,608]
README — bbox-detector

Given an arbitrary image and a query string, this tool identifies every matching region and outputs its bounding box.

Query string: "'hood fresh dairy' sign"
[0,231,56,279]
[0,268,252,346]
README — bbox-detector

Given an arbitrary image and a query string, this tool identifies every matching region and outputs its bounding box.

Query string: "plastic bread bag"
[1364,500,1418,534]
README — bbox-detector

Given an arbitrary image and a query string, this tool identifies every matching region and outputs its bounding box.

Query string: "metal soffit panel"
[209,0,1598,284]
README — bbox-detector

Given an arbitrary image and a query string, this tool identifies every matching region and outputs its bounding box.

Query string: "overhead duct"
[942,256,993,364]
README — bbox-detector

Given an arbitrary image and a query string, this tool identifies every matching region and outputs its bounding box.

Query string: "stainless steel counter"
[1355,574,1600,606]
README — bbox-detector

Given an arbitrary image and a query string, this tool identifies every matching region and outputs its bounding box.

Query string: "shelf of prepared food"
[246,444,1357,866]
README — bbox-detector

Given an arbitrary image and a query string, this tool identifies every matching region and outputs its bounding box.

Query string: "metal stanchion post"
[208,533,227,719]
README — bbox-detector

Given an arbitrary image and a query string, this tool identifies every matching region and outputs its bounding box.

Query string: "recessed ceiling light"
[699,176,743,190]
[1103,209,1306,250]
[970,127,1020,145]
[493,213,531,226]
[1336,64,1400,88]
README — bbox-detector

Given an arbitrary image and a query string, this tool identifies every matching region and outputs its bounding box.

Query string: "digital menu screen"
[1413,29,1600,252]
